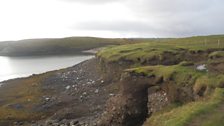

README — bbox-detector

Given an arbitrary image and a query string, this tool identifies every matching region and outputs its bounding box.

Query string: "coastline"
[0,54,94,84]
[0,57,118,126]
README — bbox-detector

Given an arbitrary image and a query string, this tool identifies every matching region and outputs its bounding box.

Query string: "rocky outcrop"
[147,88,169,114]
[97,68,195,126]
[98,72,152,126]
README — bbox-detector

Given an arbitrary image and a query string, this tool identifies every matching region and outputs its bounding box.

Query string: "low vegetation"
[98,35,224,63]
[0,70,63,124]
[126,64,204,86]
[209,51,224,59]
[144,88,224,126]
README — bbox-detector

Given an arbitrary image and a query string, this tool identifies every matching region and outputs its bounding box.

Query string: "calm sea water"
[0,55,93,82]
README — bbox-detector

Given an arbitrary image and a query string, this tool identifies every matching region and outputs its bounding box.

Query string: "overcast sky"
[0,0,223,41]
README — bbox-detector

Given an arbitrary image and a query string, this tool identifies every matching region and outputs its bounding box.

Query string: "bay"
[0,55,93,82]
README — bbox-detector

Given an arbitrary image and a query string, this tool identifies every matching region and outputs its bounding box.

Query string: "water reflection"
[0,56,12,76]
[0,55,93,82]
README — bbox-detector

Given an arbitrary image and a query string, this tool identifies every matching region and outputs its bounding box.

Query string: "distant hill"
[0,37,138,56]
[0,35,223,56]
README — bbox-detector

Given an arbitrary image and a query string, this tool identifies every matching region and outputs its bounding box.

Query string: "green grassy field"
[98,35,224,63]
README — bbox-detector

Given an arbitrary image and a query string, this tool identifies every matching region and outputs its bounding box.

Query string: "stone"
[109,93,115,96]
[95,89,99,93]
[70,120,79,125]
[66,85,71,90]
[83,92,87,95]
[196,64,207,71]
[45,97,50,101]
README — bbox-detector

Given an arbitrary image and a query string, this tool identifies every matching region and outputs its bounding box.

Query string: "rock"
[45,97,50,101]
[70,120,79,125]
[95,89,99,94]
[83,92,87,96]
[16,121,24,125]
[61,119,67,123]
[66,85,71,90]
[13,122,18,125]
[148,90,169,113]
[109,93,115,96]
[196,64,207,71]
[45,120,54,125]
[79,121,85,125]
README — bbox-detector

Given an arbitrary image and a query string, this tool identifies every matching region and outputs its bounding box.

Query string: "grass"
[126,64,205,86]
[97,35,224,63]
[127,63,224,96]
[199,108,224,126]
[209,51,224,59]
[144,88,224,126]
[0,70,60,124]
[97,42,181,63]
[193,75,224,94]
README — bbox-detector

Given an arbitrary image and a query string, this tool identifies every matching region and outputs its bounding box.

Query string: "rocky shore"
[0,58,119,126]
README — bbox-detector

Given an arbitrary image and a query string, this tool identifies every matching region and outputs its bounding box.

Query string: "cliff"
[95,35,224,126]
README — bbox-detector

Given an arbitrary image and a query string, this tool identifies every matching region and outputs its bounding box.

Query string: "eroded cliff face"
[98,72,151,126]
[97,68,197,126]
[95,50,216,126]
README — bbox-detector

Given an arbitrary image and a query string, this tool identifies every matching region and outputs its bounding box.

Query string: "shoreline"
[0,55,95,84]
[0,57,118,126]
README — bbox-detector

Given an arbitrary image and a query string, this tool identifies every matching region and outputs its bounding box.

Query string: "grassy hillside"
[1,35,222,56]
[0,37,144,56]
[98,35,224,63]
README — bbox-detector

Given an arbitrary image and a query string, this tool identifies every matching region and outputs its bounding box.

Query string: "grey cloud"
[75,21,156,32]
[74,20,195,37]
[72,0,224,37]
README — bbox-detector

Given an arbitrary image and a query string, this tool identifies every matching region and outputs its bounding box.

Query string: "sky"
[0,0,224,41]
